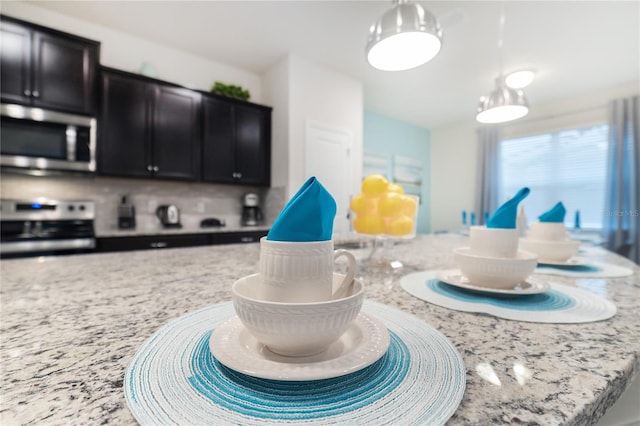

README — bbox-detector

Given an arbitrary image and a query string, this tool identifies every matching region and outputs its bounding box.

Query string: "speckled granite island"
[1,233,638,425]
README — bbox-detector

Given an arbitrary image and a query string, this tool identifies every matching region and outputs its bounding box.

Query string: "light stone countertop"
[1,233,638,425]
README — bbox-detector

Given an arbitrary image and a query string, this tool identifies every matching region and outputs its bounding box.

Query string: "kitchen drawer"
[96,230,268,253]
[97,234,209,252]
[210,230,267,245]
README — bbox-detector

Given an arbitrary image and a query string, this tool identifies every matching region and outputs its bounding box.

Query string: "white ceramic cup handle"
[332,249,357,299]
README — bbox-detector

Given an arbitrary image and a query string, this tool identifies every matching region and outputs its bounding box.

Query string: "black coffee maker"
[241,193,263,226]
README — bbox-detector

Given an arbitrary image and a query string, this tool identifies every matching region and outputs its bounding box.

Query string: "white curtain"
[474,126,502,225]
[603,96,640,264]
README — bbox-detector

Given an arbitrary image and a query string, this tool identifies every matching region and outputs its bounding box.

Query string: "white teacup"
[527,222,569,241]
[469,225,519,258]
[258,237,357,303]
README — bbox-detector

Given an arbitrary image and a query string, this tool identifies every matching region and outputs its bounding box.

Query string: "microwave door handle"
[66,126,77,161]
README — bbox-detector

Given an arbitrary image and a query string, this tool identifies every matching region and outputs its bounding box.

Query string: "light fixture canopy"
[366,0,443,71]
[505,69,536,89]
[476,76,529,124]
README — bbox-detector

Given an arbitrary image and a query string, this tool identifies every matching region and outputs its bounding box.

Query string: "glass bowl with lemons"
[350,174,419,274]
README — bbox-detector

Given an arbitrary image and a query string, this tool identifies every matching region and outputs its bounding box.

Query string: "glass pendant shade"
[476,77,529,124]
[366,1,443,71]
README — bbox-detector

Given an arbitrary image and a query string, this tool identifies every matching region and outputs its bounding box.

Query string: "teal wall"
[363,110,431,233]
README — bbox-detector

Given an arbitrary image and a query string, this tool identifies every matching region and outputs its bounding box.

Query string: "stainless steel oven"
[0,104,96,173]
[0,199,96,257]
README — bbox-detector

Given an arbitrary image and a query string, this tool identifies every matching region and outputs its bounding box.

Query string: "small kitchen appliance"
[0,199,96,257]
[241,193,263,226]
[156,204,181,228]
[118,195,136,229]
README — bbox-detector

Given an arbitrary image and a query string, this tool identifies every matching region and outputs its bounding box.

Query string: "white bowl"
[519,238,580,262]
[232,273,364,357]
[453,247,538,289]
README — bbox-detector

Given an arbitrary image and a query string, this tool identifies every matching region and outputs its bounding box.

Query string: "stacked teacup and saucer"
[520,202,582,266]
[440,188,549,295]
[209,177,391,380]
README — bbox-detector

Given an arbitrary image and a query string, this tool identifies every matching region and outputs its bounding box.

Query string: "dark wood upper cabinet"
[99,68,201,181]
[0,15,99,115]
[202,95,271,186]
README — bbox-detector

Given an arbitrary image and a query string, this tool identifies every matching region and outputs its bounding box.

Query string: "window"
[498,124,608,230]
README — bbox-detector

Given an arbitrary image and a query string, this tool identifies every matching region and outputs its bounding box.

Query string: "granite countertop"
[1,233,638,425]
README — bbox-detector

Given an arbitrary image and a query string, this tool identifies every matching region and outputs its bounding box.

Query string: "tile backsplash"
[0,173,285,236]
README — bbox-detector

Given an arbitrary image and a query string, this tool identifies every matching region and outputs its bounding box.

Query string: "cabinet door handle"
[240,237,254,243]
[147,165,153,172]
[153,166,159,172]
[31,91,40,98]
[237,172,242,178]
[24,89,31,97]
[150,242,168,248]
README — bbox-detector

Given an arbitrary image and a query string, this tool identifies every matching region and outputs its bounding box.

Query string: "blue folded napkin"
[487,187,530,229]
[266,176,336,242]
[538,202,566,223]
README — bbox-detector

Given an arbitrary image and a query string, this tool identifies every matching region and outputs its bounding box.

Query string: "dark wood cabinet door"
[202,97,236,183]
[0,20,32,104]
[0,17,98,114]
[99,71,151,177]
[235,105,270,185]
[202,96,272,186]
[152,86,201,180]
[33,31,98,114]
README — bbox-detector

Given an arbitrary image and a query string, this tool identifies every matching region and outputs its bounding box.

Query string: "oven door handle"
[0,238,96,254]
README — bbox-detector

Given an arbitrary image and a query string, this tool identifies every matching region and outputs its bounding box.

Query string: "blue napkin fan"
[266,177,336,242]
[539,202,566,223]
[486,187,530,229]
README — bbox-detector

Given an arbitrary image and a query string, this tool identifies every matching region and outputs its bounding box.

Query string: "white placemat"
[124,301,466,425]
[401,271,616,323]
[534,261,634,278]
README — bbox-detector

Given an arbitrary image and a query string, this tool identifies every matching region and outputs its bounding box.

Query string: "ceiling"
[27,0,640,129]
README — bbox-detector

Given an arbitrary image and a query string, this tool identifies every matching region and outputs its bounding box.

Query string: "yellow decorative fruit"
[386,215,415,236]
[350,193,377,215]
[378,193,404,217]
[353,214,386,235]
[387,183,405,194]
[401,195,418,217]
[361,174,389,197]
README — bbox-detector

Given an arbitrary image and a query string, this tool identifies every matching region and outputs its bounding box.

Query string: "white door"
[305,121,352,234]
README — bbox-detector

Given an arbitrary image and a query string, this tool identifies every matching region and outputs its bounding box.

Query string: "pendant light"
[476,4,529,124]
[366,0,443,72]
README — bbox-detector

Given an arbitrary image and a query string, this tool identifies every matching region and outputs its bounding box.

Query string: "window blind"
[498,124,608,230]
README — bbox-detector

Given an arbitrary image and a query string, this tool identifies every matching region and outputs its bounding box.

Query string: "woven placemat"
[401,271,616,323]
[534,261,634,278]
[124,300,466,425]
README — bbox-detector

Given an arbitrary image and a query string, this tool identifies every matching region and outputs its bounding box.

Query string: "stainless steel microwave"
[0,104,96,173]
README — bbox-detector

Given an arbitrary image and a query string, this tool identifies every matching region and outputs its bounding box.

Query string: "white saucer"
[209,312,390,381]
[537,257,588,267]
[436,269,550,295]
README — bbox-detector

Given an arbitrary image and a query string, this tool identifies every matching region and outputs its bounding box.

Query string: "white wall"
[430,122,479,232]
[262,57,290,190]
[263,54,363,202]
[429,82,640,232]
[1,2,263,101]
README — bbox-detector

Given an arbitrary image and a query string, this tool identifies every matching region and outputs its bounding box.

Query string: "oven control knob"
[68,205,75,211]
[79,205,85,211]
